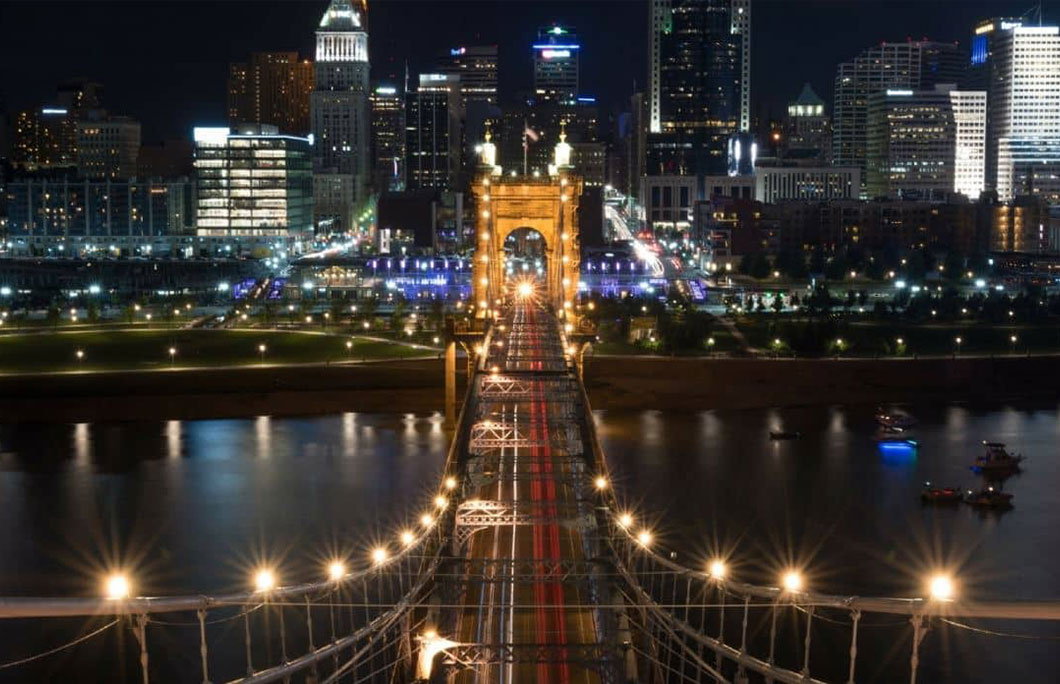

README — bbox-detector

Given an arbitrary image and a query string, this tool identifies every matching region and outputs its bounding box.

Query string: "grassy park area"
[0,328,434,373]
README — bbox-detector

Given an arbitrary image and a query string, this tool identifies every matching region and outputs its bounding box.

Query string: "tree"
[46,305,60,330]
[738,253,754,276]
[749,252,771,280]
[771,293,784,314]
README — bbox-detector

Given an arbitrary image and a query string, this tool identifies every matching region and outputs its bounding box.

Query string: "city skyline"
[0,0,1046,143]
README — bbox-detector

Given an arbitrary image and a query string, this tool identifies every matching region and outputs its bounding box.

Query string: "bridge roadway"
[450,299,601,684]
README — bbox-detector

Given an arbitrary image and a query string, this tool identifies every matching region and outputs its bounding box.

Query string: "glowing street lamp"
[434,495,448,510]
[400,530,415,546]
[708,560,727,580]
[75,349,85,366]
[928,574,955,601]
[371,547,388,565]
[254,568,276,593]
[617,513,633,529]
[420,513,434,527]
[104,573,131,600]
[954,336,963,355]
[444,476,457,490]
[782,570,803,593]
[346,339,353,358]
[328,561,346,582]
[1010,335,1018,354]
[258,343,267,364]
[168,346,177,366]
[594,476,608,491]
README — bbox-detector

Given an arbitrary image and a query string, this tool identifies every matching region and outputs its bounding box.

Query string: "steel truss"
[440,642,619,667]
[467,421,581,454]
[453,499,595,547]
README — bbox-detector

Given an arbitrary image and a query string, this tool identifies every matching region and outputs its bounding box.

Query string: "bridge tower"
[470,127,582,317]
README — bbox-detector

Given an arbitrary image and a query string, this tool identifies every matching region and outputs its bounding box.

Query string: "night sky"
[0,0,1048,143]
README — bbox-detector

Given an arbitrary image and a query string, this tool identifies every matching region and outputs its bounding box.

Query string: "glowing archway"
[471,171,581,317]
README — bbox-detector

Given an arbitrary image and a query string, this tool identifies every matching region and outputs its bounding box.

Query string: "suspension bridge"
[2,157,1059,683]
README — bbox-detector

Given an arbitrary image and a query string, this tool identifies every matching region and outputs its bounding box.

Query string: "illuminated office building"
[76,117,141,180]
[370,84,405,192]
[833,41,965,180]
[533,25,580,103]
[646,0,743,176]
[439,45,498,107]
[986,23,1060,202]
[12,107,77,171]
[311,0,370,231]
[228,52,313,135]
[785,83,831,163]
[405,74,462,190]
[193,125,313,236]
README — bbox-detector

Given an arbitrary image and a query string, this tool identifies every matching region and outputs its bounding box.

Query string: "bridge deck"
[451,301,602,684]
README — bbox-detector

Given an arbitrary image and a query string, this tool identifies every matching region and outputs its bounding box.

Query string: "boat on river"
[964,485,1014,509]
[972,442,1024,474]
[921,482,963,504]
[876,409,917,430]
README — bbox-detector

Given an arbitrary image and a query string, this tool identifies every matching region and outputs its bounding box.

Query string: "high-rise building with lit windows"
[439,46,498,107]
[533,25,579,103]
[310,0,370,232]
[76,117,141,180]
[987,24,1060,202]
[370,84,405,192]
[730,0,751,133]
[949,88,987,199]
[833,41,965,182]
[228,52,313,135]
[406,74,462,190]
[193,125,313,237]
[645,0,743,177]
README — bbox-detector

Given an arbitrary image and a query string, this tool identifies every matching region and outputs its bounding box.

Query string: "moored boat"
[921,482,962,503]
[972,442,1024,474]
[964,485,1014,508]
[876,409,917,430]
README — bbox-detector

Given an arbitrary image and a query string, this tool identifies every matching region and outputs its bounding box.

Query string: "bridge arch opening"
[503,226,548,294]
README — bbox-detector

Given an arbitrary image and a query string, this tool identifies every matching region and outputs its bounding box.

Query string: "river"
[0,404,1057,681]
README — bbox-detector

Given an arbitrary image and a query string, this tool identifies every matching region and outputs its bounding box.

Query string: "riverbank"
[0,360,457,422]
[2,354,1058,422]
[584,353,1060,410]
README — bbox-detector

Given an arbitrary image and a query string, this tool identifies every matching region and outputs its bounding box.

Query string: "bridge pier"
[445,340,456,426]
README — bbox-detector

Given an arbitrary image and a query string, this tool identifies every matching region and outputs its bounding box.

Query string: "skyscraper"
[730,0,752,133]
[370,84,405,192]
[866,88,956,201]
[986,23,1060,202]
[228,52,313,135]
[785,83,831,164]
[647,0,742,176]
[439,46,498,108]
[405,74,462,190]
[311,0,370,232]
[949,88,987,200]
[833,41,965,180]
[533,25,580,103]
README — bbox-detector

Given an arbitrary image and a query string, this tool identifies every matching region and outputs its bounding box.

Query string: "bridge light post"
[420,513,434,527]
[708,560,727,580]
[254,568,276,593]
[618,513,633,529]
[928,574,955,601]
[781,570,803,593]
[434,495,448,510]
[400,530,415,546]
[637,530,653,547]
[104,573,131,600]
[371,547,388,565]
[444,477,458,491]
[328,561,346,582]
[594,476,608,491]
